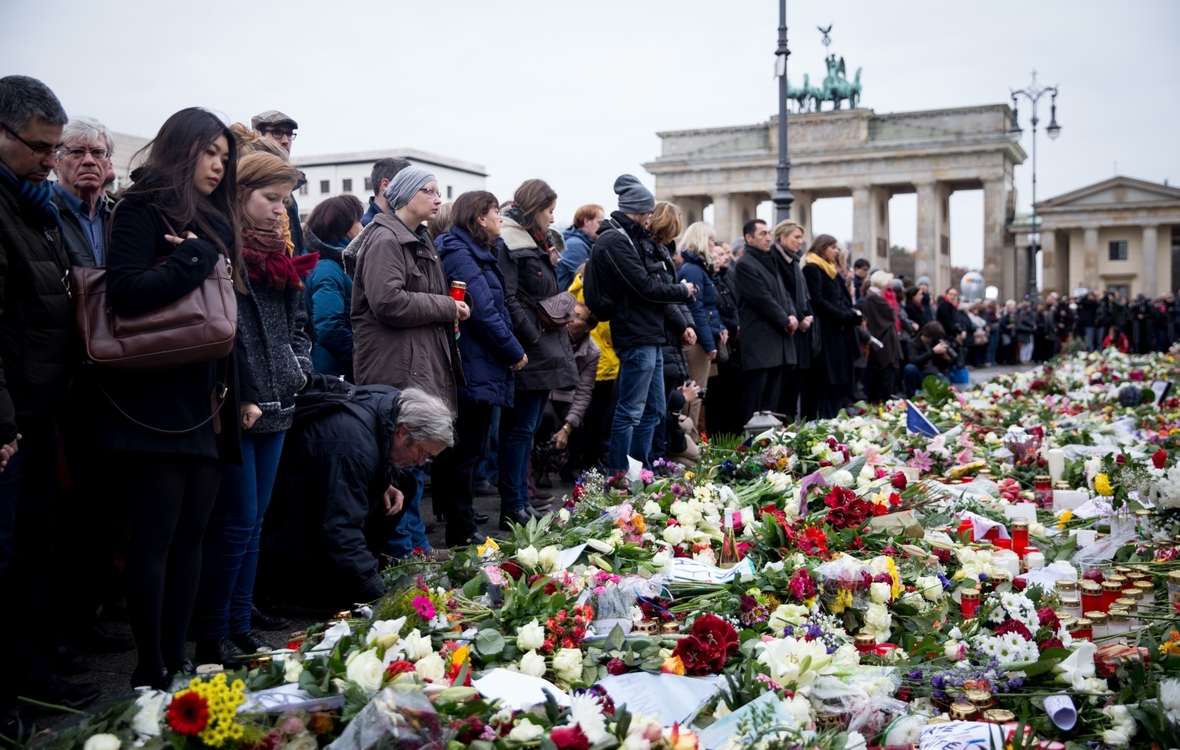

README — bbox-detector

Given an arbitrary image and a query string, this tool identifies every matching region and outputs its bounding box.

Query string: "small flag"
[905,400,940,438]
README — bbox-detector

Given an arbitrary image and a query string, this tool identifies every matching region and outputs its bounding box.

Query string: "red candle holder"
[1011,520,1029,555]
[961,589,980,619]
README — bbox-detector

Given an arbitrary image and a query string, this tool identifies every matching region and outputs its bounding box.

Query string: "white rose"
[84,734,121,750]
[366,617,406,647]
[831,469,854,487]
[782,694,812,727]
[345,649,385,691]
[915,575,944,602]
[650,550,673,574]
[538,545,561,572]
[662,525,686,546]
[643,500,662,516]
[553,648,584,684]
[402,628,433,661]
[283,656,305,683]
[557,508,571,523]
[870,582,892,604]
[518,545,540,568]
[509,718,545,743]
[516,619,546,652]
[131,690,168,740]
[414,652,446,683]
[519,649,546,678]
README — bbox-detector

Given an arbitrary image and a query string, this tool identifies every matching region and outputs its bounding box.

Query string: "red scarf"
[882,288,902,331]
[241,229,318,291]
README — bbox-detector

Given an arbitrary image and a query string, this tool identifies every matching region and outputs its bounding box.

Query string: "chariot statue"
[786,25,863,112]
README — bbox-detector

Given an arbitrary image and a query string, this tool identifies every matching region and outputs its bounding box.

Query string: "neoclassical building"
[643,106,1027,299]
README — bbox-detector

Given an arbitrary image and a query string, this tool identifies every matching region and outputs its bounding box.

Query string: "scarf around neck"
[0,159,61,230]
[241,228,317,291]
[504,205,551,252]
[805,251,837,279]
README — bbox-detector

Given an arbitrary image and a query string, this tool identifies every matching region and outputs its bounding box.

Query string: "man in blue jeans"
[587,175,693,483]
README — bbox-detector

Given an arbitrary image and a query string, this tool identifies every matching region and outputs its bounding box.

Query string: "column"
[1142,225,1159,297]
[1015,244,1030,299]
[916,182,948,292]
[711,193,735,246]
[1040,229,1058,295]
[1083,226,1100,292]
[677,197,707,227]
[983,179,1007,291]
[851,186,872,265]
[789,190,814,246]
[874,186,891,270]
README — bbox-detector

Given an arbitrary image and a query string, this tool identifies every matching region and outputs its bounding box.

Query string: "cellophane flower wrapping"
[326,683,453,750]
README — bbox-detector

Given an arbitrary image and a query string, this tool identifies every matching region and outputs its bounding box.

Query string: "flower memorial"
[28,349,1180,750]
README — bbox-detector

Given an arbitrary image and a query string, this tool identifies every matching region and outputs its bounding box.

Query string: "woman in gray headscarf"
[351,166,469,558]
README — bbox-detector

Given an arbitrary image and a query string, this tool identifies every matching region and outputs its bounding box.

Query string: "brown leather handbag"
[518,291,577,331]
[73,203,238,372]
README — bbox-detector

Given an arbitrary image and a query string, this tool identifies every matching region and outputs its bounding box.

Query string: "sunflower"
[167,690,210,736]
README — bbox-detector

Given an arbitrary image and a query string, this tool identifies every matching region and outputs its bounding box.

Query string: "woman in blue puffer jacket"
[677,221,726,430]
[434,191,527,546]
[304,195,364,381]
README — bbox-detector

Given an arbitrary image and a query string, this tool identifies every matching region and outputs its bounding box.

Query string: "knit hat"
[916,275,931,287]
[614,174,655,214]
[384,167,436,210]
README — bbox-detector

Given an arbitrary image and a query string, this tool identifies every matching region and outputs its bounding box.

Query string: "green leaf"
[606,624,627,652]
[475,629,505,658]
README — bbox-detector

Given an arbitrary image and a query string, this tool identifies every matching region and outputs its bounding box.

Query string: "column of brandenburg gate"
[643,105,1028,300]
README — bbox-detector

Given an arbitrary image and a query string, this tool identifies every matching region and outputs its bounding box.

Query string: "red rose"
[848,498,869,519]
[891,472,907,490]
[500,560,523,579]
[1036,607,1061,632]
[1154,449,1168,469]
[607,658,629,676]
[384,660,416,681]
[451,716,487,745]
[995,619,1034,641]
[550,726,591,750]
[1116,454,1126,464]
[672,614,739,675]
[1038,637,1063,651]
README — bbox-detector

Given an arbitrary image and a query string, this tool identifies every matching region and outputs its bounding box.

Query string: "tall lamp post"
[1007,70,1061,296]
[772,0,794,223]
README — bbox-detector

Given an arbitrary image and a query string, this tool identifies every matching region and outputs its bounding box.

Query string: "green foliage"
[921,374,955,409]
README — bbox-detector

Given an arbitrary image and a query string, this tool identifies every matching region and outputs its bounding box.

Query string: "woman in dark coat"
[802,234,862,419]
[771,220,814,420]
[436,191,527,545]
[304,195,364,380]
[98,108,257,689]
[676,222,723,431]
[497,180,577,528]
[862,270,902,401]
[707,242,745,436]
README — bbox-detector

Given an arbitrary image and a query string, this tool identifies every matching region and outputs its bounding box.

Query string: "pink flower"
[640,469,654,485]
[906,449,933,474]
[413,595,436,619]
[484,566,506,586]
[955,448,974,466]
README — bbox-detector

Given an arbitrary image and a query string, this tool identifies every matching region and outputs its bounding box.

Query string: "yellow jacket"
[569,274,618,381]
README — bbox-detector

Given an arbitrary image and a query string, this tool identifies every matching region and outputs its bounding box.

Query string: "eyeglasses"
[0,122,61,159]
[56,147,111,162]
[262,128,297,140]
[419,187,442,199]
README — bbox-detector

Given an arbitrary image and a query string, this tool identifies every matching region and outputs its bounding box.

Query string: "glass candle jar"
[1057,613,1075,632]
[1168,571,1180,605]
[1080,581,1104,613]
[1024,550,1046,570]
[950,701,977,721]
[1107,609,1130,638]
[1088,611,1109,639]
[961,589,980,619]
[993,537,1013,551]
[1134,581,1154,606]
[1034,475,1053,508]
[1108,574,1129,591]
[1011,520,1029,554]
[1057,578,1079,595]
[854,634,875,654]
[1103,581,1124,612]
[1059,595,1082,619]
[1071,617,1093,641]
[1114,597,1137,614]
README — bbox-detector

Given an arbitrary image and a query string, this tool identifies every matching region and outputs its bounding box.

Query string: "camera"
[939,340,958,359]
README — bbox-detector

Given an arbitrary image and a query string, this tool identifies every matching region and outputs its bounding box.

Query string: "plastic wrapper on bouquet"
[327,684,454,750]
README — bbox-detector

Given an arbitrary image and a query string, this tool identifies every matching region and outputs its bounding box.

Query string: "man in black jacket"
[734,219,797,422]
[0,76,101,718]
[260,387,453,609]
[590,175,692,479]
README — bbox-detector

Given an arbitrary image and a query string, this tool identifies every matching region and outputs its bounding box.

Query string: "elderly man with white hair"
[50,116,115,267]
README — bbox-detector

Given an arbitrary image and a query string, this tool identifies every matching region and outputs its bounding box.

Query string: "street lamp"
[1009,70,1061,296]
[771,0,794,224]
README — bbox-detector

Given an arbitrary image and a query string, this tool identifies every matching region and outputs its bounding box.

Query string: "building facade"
[290,148,487,220]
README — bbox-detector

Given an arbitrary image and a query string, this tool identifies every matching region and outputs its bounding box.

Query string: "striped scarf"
[0,159,61,230]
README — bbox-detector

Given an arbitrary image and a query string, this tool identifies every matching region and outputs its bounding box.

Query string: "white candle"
[1025,551,1046,570]
[1047,449,1066,483]
[994,550,1021,576]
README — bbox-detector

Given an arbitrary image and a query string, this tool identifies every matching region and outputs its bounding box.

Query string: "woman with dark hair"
[304,194,364,379]
[801,233,861,418]
[435,191,526,545]
[194,152,315,667]
[97,107,258,688]
[497,179,577,527]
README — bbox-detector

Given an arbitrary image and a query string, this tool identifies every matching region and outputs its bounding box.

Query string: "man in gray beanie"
[583,175,694,484]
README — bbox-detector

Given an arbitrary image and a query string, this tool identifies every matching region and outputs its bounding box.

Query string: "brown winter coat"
[351,213,460,414]
[862,290,902,370]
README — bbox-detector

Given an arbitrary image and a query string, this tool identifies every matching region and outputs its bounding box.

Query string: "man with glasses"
[251,109,306,254]
[0,75,100,729]
[50,117,115,267]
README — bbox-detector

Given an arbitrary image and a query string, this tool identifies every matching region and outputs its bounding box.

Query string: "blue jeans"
[609,345,665,475]
[198,430,285,638]
[386,469,430,558]
[476,407,500,485]
[498,389,550,513]
[1084,326,1098,352]
[986,329,1000,365]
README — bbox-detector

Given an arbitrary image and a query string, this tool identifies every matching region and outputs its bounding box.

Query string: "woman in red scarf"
[195,150,316,667]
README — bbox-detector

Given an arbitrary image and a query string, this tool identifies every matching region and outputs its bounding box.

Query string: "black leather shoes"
[251,604,290,631]
[130,666,173,691]
[195,636,249,669]
[499,507,543,531]
[231,630,275,655]
[67,625,135,654]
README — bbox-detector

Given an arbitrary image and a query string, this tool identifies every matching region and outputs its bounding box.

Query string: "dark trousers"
[499,390,549,514]
[742,367,783,424]
[581,379,615,470]
[121,454,221,675]
[867,366,898,402]
[708,365,746,435]
[432,400,492,546]
[0,428,59,705]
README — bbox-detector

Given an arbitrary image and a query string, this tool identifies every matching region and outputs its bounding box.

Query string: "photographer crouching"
[903,321,955,397]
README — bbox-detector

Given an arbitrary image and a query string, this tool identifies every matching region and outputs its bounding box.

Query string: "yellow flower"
[829,588,853,614]
[1056,510,1073,530]
[661,655,686,675]
[1095,473,1114,497]
[684,471,695,481]
[885,557,902,600]
[477,537,500,558]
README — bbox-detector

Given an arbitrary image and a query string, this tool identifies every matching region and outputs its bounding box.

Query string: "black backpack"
[583,220,636,322]
[293,374,396,435]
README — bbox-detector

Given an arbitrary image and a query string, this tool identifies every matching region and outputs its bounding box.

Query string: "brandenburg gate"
[643,105,1028,299]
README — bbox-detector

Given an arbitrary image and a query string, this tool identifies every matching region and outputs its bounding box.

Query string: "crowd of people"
[4,73,1180,722]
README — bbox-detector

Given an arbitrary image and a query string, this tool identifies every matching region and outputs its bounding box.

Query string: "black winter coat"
[734,248,796,371]
[498,217,577,392]
[772,243,813,370]
[803,261,860,388]
[94,194,256,462]
[260,387,415,607]
[713,265,741,366]
[937,298,962,339]
[0,177,75,442]
[590,212,689,349]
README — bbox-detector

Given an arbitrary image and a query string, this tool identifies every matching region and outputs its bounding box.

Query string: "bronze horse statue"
[822,55,862,110]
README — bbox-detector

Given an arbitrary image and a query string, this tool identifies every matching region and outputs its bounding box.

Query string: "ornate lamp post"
[772,0,794,223]
[1007,70,1061,295]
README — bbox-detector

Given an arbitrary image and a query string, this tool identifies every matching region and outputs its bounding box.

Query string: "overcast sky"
[5,0,1177,269]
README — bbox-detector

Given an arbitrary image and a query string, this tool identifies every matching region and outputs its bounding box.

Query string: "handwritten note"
[239,683,346,714]
[472,668,569,711]
[696,691,798,750]
[668,557,755,585]
[597,672,721,727]
[919,721,1005,750]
